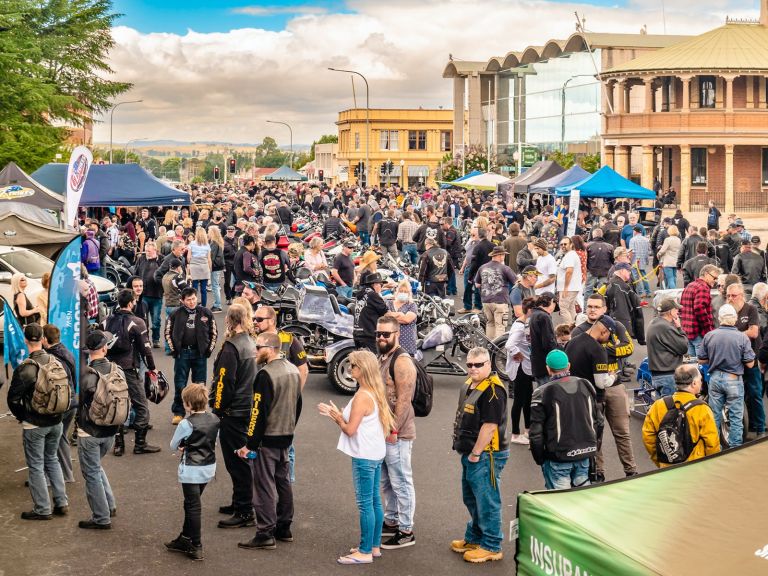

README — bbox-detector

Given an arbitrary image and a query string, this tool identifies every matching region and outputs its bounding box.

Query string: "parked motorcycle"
[103,254,134,287]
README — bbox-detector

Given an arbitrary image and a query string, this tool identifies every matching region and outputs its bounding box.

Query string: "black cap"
[169,257,183,269]
[741,239,751,246]
[86,330,114,351]
[23,323,43,342]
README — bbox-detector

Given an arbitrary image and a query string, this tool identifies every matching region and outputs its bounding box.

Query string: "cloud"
[95,0,747,146]
[233,5,328,16]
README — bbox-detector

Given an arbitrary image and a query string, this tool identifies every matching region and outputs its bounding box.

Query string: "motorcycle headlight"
[469,314,481,328]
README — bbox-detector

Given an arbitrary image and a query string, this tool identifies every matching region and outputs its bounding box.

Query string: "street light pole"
[124,138,147,164]
[109,99,143,164]
[560,74,596,154]
[328,67,369,187]
[266,120,293,169]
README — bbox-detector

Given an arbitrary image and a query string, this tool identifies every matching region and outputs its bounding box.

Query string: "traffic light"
[380,163,387,176]
[228,158,236,174]
[353,165,360,178]
[318,169,324,181]
[213,166,220,180]
[387,160,394,173]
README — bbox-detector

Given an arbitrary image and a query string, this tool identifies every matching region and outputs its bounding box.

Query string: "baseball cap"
[169,257,183,269]
[546,349,569,371]
[614,262,632,272]
[343,239,356,248]
[86,330,114,351]
[656,298,681,314]
[23,323,43,342]
[718,303,737,320]
[662,217,673,224]
[728,222,738,230]
[751,236,761,245]
[227,225,236,231]
[522,265,540,276]
[741,239,751,246]
[633,224,644,232]
[734,218,744,226]
[596,314,617,334]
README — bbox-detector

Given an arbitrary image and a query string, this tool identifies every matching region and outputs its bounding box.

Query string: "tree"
[439,145,496,182]
[547,150,575,169]
[310,134,338,161]
[579,153,601,173]
[0,0,131,171]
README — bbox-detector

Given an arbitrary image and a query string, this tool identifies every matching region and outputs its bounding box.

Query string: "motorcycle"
[103,254,134,287]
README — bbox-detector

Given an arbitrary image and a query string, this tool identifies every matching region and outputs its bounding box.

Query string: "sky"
[94,0,761,147]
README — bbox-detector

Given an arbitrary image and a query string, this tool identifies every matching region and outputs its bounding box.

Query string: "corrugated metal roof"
[605,23,768,75]
[584,33,689,49]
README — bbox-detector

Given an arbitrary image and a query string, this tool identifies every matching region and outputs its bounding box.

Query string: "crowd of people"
[5,177,768,566]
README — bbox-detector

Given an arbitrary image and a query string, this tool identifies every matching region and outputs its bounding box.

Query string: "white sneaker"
[510,434,530,445]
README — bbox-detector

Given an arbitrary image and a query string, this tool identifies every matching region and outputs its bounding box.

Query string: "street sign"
[522,147,539,167]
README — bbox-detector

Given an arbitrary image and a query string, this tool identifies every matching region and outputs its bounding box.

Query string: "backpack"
[85,238,100,266]
[655,396,705,465]
[378,218,399,246]
[88,364,131,426]
[29,356,72,415]
[389,348,434,417]
[104,313,134,355]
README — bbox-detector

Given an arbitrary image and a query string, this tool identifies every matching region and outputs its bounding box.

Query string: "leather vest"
[452,374,509,454]
[183,412,220,466]
[261,358,301,438]
[213,332,258,416]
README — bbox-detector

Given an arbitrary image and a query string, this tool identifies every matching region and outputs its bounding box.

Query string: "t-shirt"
[535,254,557,295]
[474,261,517,304]
[557,251,582,292]
[333,253,355,287]
[181,309,197,348]
[565,332,609,389]
[735,302,761,353]
[468,383,506,428]
[510,283,535,315]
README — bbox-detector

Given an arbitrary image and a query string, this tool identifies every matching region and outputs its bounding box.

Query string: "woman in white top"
[505,298,534,445]
[318,350,394,565]
[188,227,212,307]
[555,236,582,324]
[304,236,328,273]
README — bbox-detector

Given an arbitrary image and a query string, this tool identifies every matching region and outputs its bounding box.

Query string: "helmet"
[144,370,169,404]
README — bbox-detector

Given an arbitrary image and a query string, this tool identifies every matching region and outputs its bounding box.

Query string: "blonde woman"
[189,227,212,307]
[11,273,42,327]
[386,280,418,354]
[163,209,178,229]
[208,226,225,312]
[305,237,328,273]
[230,296,257,338]
[36,272,51,325]
[319,350,394,565]
[658,224,681,289]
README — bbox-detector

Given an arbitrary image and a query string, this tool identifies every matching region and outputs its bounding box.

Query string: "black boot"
[133,428,161,454]
[113,427,125,457]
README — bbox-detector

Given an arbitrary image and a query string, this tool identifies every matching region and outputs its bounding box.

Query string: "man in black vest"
[372,208,400,259]
[418,234,453,298]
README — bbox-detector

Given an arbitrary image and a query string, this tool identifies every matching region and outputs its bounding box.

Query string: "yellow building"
[335,108,453,188]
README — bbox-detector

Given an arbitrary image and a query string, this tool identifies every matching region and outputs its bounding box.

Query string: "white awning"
[407,165,429,177]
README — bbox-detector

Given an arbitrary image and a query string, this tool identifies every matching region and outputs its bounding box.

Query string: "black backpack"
[389,348,434,417]
[655,396,705,465]
[104,313,134,355]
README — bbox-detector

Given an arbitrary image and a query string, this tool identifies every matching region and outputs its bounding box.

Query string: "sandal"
[337,553,373,565]
[350,547,381,558]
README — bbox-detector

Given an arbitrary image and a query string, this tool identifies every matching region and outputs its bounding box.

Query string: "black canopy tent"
[0,162,65,212]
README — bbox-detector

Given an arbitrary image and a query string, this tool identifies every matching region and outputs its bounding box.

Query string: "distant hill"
[96,139,311,152]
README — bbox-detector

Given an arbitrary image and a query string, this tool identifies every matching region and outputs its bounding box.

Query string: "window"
[691,147,707,185]
[699,76,716,109]
[379,130,398,151]
[354,132,360,151]
[440,131,452,152]
[762,148,768,185]
[408,130,427,150]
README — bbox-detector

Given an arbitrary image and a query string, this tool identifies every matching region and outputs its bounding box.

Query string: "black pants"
[125,368,150,428]
[251,446,293,537]
[354,337,378,354]
[224,264,234,300]
[425,281,447,298]
[219,416,253,515]
[182,482,207,546]
[511,371,533,435]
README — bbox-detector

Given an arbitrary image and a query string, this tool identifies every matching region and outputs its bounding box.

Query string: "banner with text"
[48,236,82,390]
[65,146,93,227]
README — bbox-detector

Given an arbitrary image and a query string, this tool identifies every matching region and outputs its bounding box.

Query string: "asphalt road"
[0,295,661,576]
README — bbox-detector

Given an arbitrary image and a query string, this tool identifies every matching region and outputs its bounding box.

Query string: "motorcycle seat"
[416,338,424,350]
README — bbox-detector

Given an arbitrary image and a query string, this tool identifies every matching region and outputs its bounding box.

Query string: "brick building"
[601,3,768,212]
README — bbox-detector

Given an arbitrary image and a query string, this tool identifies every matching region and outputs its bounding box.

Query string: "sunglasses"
[376,331,397,338]
[254,317,270,323]
[254,345,278,350]
[466,361,488,369]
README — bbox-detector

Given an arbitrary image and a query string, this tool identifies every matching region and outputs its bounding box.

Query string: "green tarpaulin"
[516,437,768,574]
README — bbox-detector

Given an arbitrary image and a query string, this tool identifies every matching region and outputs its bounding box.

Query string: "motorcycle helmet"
[145,370,169,404]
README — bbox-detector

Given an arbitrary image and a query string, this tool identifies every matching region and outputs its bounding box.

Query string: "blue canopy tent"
[31,163,191,206]
[529,165,591,195]
[438,170,483,189]
[555,165,655,199]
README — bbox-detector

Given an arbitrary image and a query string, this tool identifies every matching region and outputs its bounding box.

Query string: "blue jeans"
[663,267,677,289]
[358,231,370,246]
[652,373,676,397]
[631,267,651,296]
[708,371,744,448]
[192,279,208,307]
[585,273,607,298]
[462,272,482,311]
[289,444,296,483]
[687,336,703,358]
[447,270,457,295]
[172,349,208,416]
[351,458,384,554]
[743,365,766,433]
[337,285,353,299]
[265,282,283,292]
[210,271,223,309]
[381,439,415,532]
[22,423,68,515]
[460,450,508,553]
[164,306,178,354]
[401,243,418,266]
[144,296,163,344]
[78,435,116,525]
[542,458,590,490]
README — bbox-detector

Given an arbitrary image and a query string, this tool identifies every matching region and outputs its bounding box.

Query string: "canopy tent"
[448,172,511,191]
[0,202,77,257]
[516,438,768,575]
[555,165,655,199]
[262,165,308,182]
[529,165,591,195]
[438,170,484,189]
[0,162,65,212]
[512,161,565,195]
[31,163,191,207]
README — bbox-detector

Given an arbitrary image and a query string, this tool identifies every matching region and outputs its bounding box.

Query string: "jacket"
[502,236,527,273]
[154,252,187,284]
[529,308,558,379]
[245,358,302,450]
[46,342,77,409]
[233,246,260,287]
[180,412,220,466]
[676,234,706,268]
[166,305,218,359]
[468,238,494,276]
[731,251,766,287]
[646,317,689,373]
[418,246,453,285]
[105,309,156,371]
[210,332,258,417]
[77,358,121,437]
[413,221,445,252]
[162,271,188,308]
[210,241,225,272]
[444,226,463,264]
[658,235,681,267]
[586,240,614,276]
[7,350,64,427]
[529,375,601,465]
[134,255,163,298]
[605,275,645,343]
[641,391,720,468]
[516,247,536,270]
[682,255,715,285]
[223,236,237,266]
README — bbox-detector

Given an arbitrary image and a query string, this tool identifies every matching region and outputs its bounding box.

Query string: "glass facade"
[495,50,602,168]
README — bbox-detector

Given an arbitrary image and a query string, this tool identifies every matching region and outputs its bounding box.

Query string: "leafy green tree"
[547,150,575,169]
[579,153,601,173]
[440,145,496,182]
[160,157,181,180]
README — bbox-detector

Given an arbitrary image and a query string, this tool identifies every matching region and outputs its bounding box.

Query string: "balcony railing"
[605,109,768,135]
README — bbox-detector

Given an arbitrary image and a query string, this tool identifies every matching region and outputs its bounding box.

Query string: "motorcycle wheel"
[456,326,485,354]
[489,334,509,382]
[105,268,121,287]
[328,347,357,395]
[281,324,312,348]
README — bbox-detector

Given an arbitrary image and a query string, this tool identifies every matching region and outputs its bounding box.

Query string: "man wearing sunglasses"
[252,306,307,389]
[451,348,508,564]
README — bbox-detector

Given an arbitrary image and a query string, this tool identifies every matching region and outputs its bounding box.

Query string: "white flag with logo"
[65,146,93,227]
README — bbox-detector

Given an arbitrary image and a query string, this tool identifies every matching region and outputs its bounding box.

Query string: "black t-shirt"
[736,302,761,353]
[474,384,506,427]
[181,309,197,348]
[565,332,609,389]
[333,253,355,286]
